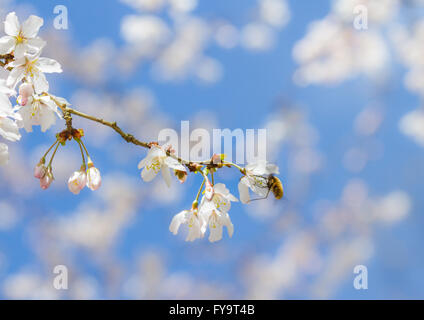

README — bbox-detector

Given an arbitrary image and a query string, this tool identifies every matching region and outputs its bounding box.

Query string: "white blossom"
[17,94,60,132]
[200,204,234,243]
[0,12,45,58]
[6,52,62,94]
[238,161,279,204]
[199,183,238,242]
[137,145,186,187]
[169,208,204,242]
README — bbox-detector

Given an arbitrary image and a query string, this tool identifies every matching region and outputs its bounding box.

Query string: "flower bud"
[40,167,53,190]
[192,201,199,210]
[68,170,87,195]
[34,163,47,179]
[18,83,34,106]
[211,154,222,164]
[86,163,101,191]
[175,169,187,184]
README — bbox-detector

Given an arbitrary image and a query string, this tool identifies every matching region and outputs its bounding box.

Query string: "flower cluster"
[169,182,239,243]
[0,12,103,194]
[0,12,65,164]
[138,146,282,242]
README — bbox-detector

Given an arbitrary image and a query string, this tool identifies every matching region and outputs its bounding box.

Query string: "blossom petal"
[227,193,239,202]
[6,66,25,89]
[6,56,26,68]
[220,212,234,238]
[16,106,33,132]
[4,12,19,37]
[161,165,172,187]
[249,175,269,197]
[246,160,280,176]
[50,95,70,107]
[266,163,280,175]
[213,194,232,212]
[0,94,13,117]
[21,15,43,38]
[26,37,46,53]
[13,42,26,58]
[137,157,149,170]
[164,156,186,171]
[39,105,56,132]
[37,57,62,73]
[238,179,251,204]
[138,146,165,170]
[40,96,58,112]
[169,210,188,235]
[149,145,166,158]
[141,163,160,182]
[198,201,214,236]
[0,79,16,96]
[204,180,214,200]
[208,222,223,243]
[0,36,15,54]
[186,216,203,242]
[32,71,49,94]
[214,183,230,195]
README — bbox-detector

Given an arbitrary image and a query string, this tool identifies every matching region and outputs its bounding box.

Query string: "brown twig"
[49,96,217,169]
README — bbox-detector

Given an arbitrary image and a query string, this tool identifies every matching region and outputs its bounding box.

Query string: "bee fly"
[248,174,284,202]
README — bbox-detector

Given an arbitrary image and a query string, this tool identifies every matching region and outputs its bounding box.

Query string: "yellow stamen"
[16,32,25,44]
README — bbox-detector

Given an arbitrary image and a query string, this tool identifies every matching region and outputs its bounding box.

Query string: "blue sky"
[1,0,424,299]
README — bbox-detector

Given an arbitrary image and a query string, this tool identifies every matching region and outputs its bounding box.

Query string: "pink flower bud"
[211,154,221,164]
[86,165,101,191]
[18,83,34,106]
[40,168,54,190]
[68,170,87,195]
[34,163,47,179]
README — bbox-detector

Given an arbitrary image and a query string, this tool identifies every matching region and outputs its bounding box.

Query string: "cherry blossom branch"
[0,12,283,243]
[64,105,150,149]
